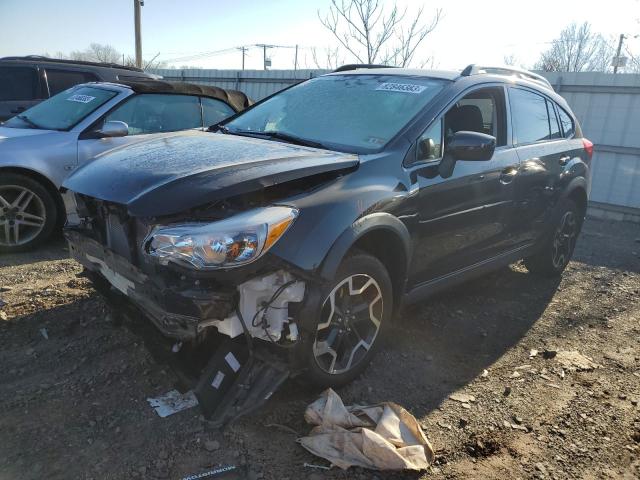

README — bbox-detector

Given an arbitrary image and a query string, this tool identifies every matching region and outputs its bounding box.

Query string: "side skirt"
[403,243,535,306]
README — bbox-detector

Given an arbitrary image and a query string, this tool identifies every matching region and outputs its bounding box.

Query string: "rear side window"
[557,107,575,138]
[105,93,202,135]
[510,88,552,144]
[46,69,99,96]
[547,101,562,139]
[201,97,235,127]
[0,66,39,101]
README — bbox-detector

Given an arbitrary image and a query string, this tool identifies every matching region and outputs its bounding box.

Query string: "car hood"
[63,130,359,217]
[0,126,60,140]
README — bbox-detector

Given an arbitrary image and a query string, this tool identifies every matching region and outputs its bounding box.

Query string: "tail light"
[582,138,594,160]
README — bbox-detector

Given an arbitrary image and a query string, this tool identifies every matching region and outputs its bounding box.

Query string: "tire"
[524,198,581,277]
[298,252,393,388]
[0,173,58,253]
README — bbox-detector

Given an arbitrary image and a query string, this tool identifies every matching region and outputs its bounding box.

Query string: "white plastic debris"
[40,328,49,340]
[147,390,199,418]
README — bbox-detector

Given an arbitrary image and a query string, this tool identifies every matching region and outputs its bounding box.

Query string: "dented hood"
[63,130,358,217]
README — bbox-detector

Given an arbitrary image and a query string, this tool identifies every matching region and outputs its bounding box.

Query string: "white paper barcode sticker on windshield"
[376,82,427,94]
[66,94,96,103]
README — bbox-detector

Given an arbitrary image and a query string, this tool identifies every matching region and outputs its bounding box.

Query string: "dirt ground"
[1,217,639,480]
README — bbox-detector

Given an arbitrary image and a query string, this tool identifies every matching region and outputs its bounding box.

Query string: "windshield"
[3,85,118,131]
[225,74,447,153]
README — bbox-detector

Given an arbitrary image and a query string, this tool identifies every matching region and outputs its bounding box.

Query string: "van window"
[46,69,98,95]
[0,66,39,101]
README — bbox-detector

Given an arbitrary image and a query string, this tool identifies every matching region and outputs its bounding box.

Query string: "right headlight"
[143,206,298,270]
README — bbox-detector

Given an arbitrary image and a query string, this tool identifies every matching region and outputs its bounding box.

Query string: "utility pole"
[613,34,625,74]
[256,44,273,70]
[294,44,298,71]
[238,46,247,70]
[262,44,267,70]
[134,0,143,69]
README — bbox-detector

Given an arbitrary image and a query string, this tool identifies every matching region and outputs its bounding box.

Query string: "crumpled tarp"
[298,388,435,471]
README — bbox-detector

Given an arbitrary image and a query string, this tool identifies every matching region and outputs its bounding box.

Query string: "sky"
[1,0,639,71]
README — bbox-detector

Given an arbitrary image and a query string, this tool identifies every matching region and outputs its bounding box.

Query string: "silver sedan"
[0,81,244,252]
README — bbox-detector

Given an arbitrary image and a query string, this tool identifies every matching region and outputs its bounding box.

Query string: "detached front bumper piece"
[65,230,236,340]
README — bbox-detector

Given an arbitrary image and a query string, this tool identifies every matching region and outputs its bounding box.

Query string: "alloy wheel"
[551,210,577,269]
[0,185,47,247]
[313,273,384,375]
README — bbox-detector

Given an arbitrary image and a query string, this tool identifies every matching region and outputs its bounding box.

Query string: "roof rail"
[460,64,553,90]
[332,64,396,73]
[0,55,144,72]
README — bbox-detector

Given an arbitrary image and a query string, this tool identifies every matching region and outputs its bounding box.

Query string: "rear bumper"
[65,230,236,340]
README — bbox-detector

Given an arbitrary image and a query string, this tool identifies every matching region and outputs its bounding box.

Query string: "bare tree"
[69,43,121,64]
[318,0,442,67]
[625,47,640,73]
[535,22,614,72]
[310,46,344,70]
[503,54,518,66]
[89,43,121,63]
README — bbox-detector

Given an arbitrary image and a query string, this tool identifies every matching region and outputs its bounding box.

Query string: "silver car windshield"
[3,85,118,131]
[226,74,447,153]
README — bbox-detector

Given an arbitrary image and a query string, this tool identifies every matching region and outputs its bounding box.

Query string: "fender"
[318,212,411,281]
[559,175,587,201]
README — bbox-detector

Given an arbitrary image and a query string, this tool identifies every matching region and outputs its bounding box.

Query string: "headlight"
[144,206,298,270]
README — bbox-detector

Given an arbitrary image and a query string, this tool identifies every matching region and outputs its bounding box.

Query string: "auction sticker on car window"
[66,94,96,103]
[376,82,427,94]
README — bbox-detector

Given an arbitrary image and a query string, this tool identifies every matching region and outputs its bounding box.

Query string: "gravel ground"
[0,217,639,480]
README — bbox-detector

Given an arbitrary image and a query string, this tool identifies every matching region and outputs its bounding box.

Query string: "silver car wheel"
[313,273,383,375]
[0,185,47,247]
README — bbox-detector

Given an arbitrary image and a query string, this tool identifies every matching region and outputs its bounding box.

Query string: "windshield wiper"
[228,129,327,149]
[259,131,327,149]
[208,122,229,133]
[16,114,43,129]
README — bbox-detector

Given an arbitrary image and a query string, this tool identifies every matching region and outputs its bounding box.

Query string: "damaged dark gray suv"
[63,65,592,389]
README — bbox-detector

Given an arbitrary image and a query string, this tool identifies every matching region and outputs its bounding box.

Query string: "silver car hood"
[0,126,60,140]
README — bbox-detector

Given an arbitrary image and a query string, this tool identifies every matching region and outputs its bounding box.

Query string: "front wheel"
[0,173,58,253]
[299,252,393,388]
[524,198,581,277]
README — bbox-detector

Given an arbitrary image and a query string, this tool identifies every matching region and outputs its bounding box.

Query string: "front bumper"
[65,230,236,340]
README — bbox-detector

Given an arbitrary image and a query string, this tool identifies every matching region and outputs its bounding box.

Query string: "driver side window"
[104,94,201,135]
[416,87,506,163]
[444,88,506,146]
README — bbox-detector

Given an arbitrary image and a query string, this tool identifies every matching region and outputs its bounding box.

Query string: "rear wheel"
[300,252,393,388]
[0,173,58,253]
[524,198,581,277]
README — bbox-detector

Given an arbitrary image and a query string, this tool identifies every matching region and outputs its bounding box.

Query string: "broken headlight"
[144,206,298,270]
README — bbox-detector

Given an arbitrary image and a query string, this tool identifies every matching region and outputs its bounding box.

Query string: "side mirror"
[97,120,129,138]
[445,131,496,161]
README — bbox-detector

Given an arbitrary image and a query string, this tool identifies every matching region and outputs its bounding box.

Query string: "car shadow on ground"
[307,264,563,423]
[0,235,68,268]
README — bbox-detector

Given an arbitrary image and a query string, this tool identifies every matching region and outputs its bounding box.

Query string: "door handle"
[10,106,26,114]
[499,167,518,185]
[559,155,570,166]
